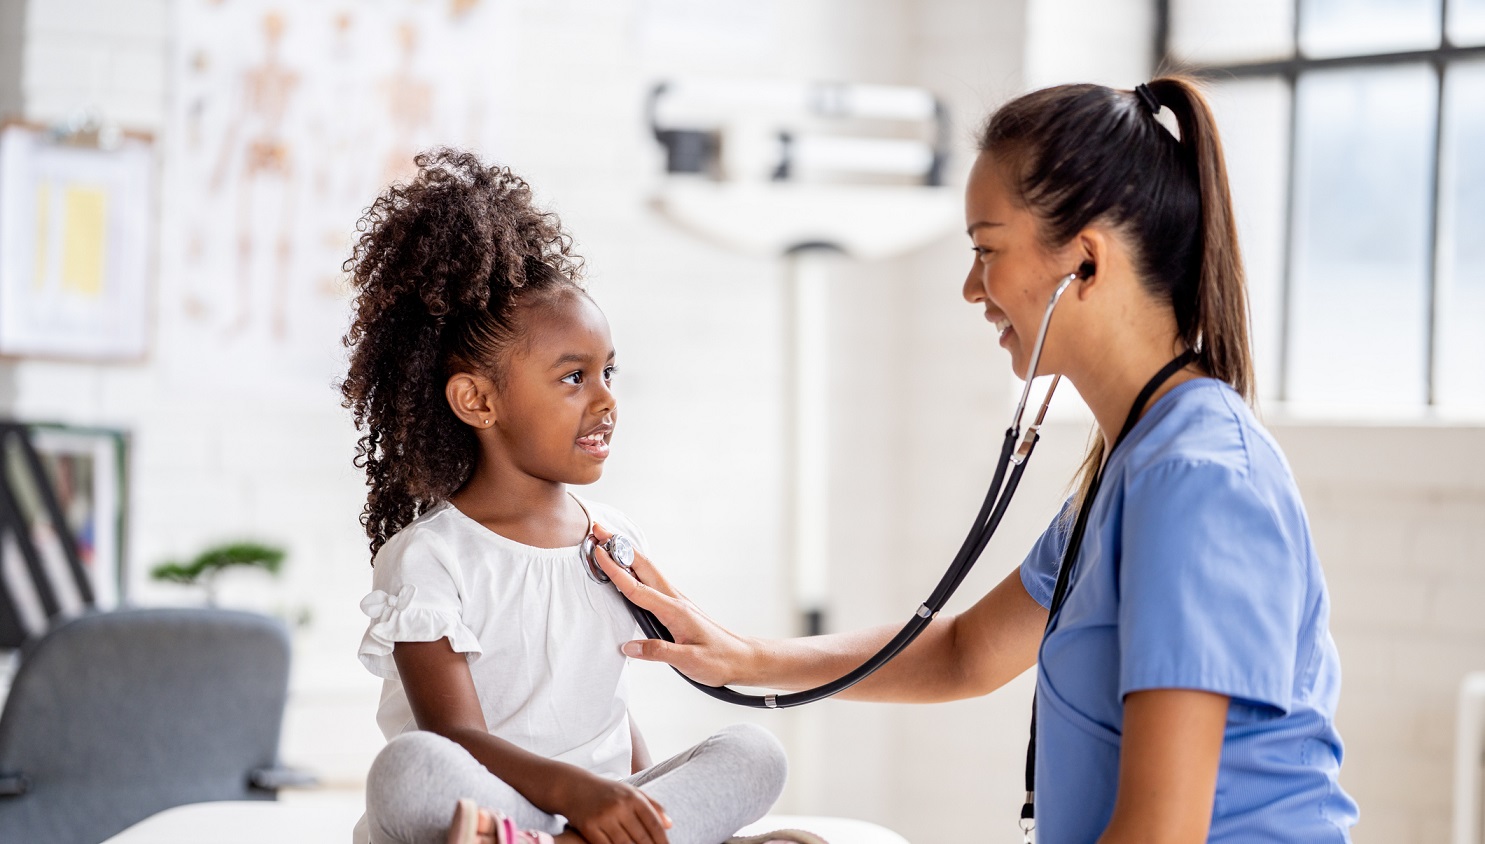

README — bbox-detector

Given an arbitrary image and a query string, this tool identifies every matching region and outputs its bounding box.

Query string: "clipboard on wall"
[0,120,155,362]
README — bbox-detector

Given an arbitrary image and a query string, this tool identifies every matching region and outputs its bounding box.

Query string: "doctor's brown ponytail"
[979,76,1254,506]
[1145,77,1253,401]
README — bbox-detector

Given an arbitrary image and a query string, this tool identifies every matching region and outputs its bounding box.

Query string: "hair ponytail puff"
[1145,77,1254,403]
[341,149,585,557]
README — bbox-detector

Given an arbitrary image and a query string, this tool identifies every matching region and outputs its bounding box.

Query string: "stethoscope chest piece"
[581,533,635,584]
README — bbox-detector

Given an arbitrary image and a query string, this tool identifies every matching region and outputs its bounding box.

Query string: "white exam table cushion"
[100,798,912,843]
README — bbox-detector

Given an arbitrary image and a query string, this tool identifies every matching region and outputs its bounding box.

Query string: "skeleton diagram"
[208,11,300,339]
[380,21,434,186]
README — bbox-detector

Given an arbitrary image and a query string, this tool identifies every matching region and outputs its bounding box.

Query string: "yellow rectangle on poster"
[61,185,108,298]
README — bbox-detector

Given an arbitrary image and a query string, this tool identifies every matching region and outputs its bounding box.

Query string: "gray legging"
[365,723,788,844]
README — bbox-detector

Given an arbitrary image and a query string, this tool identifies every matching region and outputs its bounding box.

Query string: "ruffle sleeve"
[356,527,483,680]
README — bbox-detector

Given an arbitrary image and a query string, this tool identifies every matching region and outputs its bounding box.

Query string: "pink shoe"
[446,798,556,844]
[726,831,830,844]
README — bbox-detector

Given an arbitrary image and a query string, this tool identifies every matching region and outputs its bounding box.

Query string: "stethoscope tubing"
[620,425,1037,708]
[612,270,1082,709]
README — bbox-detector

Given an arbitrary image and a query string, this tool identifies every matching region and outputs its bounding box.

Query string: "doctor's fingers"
[594,549,685,616]
[627,552,683,601]
[620,636,689,667]
[591,523,682,599]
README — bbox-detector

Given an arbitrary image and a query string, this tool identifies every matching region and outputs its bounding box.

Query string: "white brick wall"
[20,0,168,126]
[1275,423,1485,843]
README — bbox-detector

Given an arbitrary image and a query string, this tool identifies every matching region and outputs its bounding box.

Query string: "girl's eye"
[971,246,992,258]
[603,365,618,383]
[561,371,583,385]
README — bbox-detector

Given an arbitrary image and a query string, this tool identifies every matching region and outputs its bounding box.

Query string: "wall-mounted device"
[648,78,961,635]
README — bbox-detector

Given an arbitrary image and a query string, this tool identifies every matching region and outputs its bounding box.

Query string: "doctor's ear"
[1068,227,1113,294]
[446,371,499,429]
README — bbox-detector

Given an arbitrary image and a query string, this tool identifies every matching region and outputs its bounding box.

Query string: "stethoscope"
[578,261,1094,709]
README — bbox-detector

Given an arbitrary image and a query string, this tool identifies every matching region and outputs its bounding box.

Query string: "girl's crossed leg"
[366,724,788,844]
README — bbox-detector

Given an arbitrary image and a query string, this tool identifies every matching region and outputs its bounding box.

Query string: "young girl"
[340,149,797,844]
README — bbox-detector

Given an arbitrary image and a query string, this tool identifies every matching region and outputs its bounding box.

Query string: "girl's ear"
[446,372,499,429]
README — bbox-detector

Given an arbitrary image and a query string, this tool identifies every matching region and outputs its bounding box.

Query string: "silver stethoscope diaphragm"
[581,532,635,584]
[571,494,636,584]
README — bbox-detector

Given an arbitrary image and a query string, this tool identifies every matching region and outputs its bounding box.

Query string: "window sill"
[1259,401,1485,429]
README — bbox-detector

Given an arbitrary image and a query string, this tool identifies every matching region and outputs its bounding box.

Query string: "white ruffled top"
[356,496,645,780]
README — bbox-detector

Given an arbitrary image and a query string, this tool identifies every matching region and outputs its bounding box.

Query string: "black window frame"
[1155,0,1485,405]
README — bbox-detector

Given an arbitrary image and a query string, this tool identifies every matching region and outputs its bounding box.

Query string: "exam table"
[99,792,912,843]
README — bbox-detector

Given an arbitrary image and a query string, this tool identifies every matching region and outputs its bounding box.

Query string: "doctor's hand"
[592,523,759,688]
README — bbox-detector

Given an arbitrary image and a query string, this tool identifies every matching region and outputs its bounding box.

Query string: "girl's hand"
[558,768,672,844]
[591,523,759,687]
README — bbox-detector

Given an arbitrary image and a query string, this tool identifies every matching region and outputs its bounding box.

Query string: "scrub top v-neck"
[1019,378,1359,842]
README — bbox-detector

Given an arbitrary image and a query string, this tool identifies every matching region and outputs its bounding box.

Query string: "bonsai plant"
[149,541,286,607]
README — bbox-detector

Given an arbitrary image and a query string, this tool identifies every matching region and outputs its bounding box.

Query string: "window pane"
[1436,61,1485,410]
[1171,0,1294,64]
[1299,0,1442,57]
[1206,79,1291,402]
[1450,0,1485,45]
[1287,65,1437,407]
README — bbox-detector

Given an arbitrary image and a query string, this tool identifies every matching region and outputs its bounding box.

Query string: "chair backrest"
[0,607,291,844]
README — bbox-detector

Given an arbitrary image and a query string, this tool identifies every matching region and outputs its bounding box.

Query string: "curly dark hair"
[340,148,584,558]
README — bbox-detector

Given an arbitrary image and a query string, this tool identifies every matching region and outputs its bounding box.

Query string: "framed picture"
[0,424,128,647]
[0,121,155,361]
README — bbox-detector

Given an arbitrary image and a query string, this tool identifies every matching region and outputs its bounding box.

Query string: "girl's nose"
[594,381,617,413]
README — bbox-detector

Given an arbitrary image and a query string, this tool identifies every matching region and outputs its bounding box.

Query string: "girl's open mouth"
[576,433,610,458]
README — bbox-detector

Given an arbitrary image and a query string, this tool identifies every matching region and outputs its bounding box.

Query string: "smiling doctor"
[596,76,1360,844]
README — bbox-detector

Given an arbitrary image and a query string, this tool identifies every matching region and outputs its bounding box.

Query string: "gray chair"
[0,607,298,844]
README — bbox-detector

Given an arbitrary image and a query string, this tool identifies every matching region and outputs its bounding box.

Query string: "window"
[1162,0,1485,412]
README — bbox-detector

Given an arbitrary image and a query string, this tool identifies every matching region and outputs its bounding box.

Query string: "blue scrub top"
[1019,379,1359,843]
